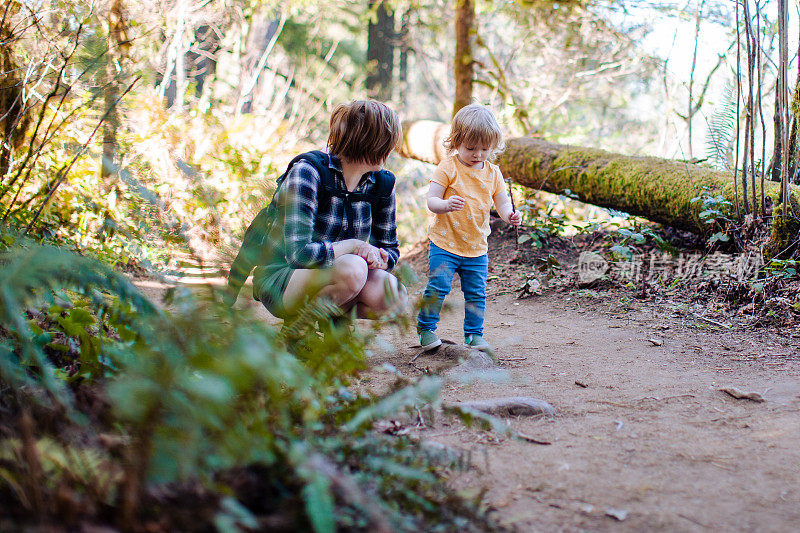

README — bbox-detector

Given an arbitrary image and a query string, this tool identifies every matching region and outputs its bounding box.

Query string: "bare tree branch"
[23,76,141,234]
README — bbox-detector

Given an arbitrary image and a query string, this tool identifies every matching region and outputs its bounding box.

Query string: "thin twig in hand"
[506,179,518,249]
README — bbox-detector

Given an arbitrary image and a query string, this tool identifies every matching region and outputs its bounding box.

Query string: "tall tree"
[100,0,128,181]
[398,7,412,88]
[453,0,475,116]
[777,0,789,200]
[0,1,29,181]
[238,14,283,114]
[366,0,395,101]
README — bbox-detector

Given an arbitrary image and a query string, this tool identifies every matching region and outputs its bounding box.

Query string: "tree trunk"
[187,25,220,99]
[366,0,394,101]
[162,1,189,109]
[787,82,799,185]
[100,0,127,181]
[769,80,783,184]
[453,0,475,116]
[397,121,799,237]
[238,14,282,114]
[398,8,411,87]
[0,2,29,181]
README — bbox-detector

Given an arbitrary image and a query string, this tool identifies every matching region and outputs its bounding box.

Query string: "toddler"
[417,104,521,355]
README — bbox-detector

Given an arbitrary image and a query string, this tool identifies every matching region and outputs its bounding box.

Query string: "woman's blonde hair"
[327,100,402,165]
[443,104,504,154]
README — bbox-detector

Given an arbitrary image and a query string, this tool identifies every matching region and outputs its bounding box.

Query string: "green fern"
[0,238,158,408]
[0,240,502,531]
[278,296,370,385]
[705,76,739,171]
[278,296,344,343]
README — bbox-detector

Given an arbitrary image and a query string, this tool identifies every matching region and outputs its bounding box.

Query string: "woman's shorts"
[252,263,295,318]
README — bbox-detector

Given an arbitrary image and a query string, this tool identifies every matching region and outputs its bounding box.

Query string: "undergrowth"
[0,237,503,532]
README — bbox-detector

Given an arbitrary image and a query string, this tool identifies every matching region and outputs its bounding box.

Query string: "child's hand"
[445,195,465,212]
[508,210,522,226]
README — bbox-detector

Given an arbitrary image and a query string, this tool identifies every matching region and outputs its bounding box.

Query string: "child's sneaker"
[465,334,495,358]
[419,330,442,350]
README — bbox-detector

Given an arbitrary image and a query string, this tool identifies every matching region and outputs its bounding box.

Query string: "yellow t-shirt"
[427,154,505,257]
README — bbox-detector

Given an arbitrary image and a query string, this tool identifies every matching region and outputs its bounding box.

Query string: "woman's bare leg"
[282,254,369,310]
[282,254,407,319]
[355,269,408,318]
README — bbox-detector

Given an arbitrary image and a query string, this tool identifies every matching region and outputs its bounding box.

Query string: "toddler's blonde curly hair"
[443,104,505,155]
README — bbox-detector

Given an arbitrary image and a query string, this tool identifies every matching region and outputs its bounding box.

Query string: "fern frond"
[705,75,739,171]
[276,296,370,384]
[278,297,343,345]
[0,240,159,406]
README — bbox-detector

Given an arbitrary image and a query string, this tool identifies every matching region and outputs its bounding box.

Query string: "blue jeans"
[417,242,488,336]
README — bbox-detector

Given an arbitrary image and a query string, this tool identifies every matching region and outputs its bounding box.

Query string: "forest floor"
[141,222,800,532]
[369,226,800,533]
[371,290,800,533]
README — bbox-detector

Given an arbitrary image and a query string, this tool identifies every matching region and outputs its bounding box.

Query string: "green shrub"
[0,241,501,532]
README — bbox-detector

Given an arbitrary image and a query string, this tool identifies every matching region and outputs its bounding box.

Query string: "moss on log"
[765,203,800,257]
[496,137,757,234]
[397,122,799,237]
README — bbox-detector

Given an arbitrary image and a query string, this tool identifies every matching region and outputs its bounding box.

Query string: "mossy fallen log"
[397,122,799,239]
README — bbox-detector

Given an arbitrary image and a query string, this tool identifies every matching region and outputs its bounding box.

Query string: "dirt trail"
[367,287,800,532]
[137,257,800,532]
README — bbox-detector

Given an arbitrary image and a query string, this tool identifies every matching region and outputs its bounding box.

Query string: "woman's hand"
[372,248,389,270]
[333,239,388,269]
[354,242,389,270]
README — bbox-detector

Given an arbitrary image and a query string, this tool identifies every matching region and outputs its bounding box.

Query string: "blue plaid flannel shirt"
[276,155,400,270]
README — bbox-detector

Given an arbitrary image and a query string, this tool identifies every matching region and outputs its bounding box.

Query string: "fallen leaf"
[574,380,589,388]
[494,497,511,508]
[516,277,542,297]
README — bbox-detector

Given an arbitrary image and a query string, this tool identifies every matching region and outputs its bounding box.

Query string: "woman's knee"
[333,254,369,295]
[360,270,405,312]
[381,271,406,305]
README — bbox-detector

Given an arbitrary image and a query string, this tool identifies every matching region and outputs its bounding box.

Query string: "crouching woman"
[251,100,406,319]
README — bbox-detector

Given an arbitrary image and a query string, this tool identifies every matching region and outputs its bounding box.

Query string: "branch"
[237,12,285,105]
[0,22,84,203]
[474,33,533,134]
[23,76,141,235]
